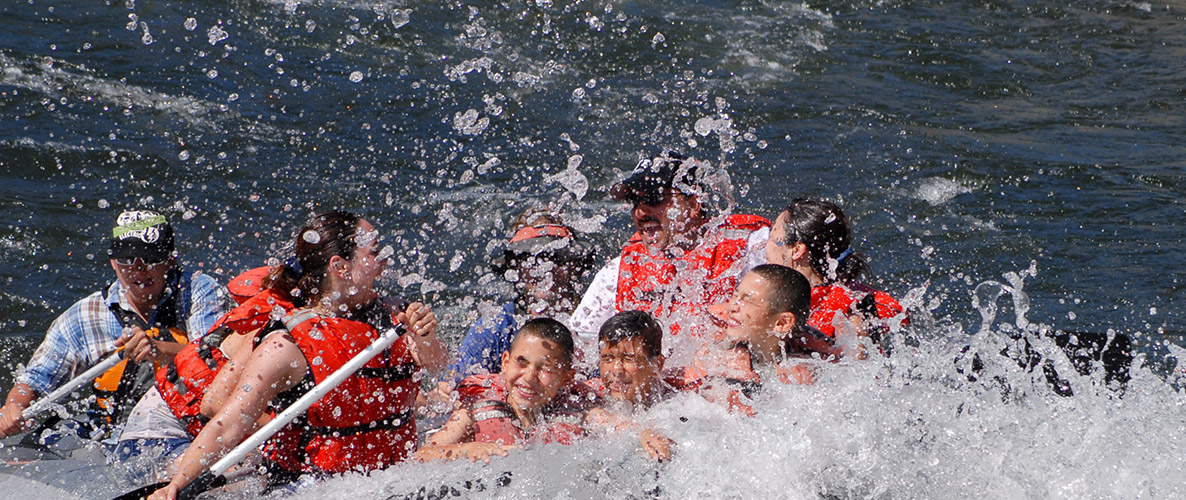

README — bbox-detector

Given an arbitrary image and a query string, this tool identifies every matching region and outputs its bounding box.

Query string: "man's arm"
[569,257,621,339]
[0,383,37,437]
[185,272,229,341]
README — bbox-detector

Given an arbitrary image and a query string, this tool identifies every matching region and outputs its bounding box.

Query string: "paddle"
[22,351,124,421]
[112,324,409,500]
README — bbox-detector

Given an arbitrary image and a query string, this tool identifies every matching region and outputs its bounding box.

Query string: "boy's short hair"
[514,317,576,366]
[598,310,663,359]
[748,264,810,327]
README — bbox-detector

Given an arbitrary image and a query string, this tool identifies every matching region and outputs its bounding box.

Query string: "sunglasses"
[626,190,669,207]
[114,256,168,268]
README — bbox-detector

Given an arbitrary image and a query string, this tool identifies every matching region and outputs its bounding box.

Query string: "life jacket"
[458,374,589,446]
[155,288,294,436]
[92,269,190,430]
[681,345,761,417]
[264,306,420,475]
[616,214,770,336]
[809,282,907,343]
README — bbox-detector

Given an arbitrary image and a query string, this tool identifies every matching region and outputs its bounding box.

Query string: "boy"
[686,264,831,414]
[585,310,677,461]
[415,318,590,463]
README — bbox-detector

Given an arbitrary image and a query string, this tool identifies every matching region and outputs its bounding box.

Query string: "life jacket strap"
[307,408,415,437]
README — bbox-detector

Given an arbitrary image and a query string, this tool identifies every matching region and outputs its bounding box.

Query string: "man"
[570,152,770,341]
[0,209,225,440]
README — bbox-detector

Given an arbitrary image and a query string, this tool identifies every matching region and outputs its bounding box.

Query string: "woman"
[764,199,907,348]
[149,211,447,500]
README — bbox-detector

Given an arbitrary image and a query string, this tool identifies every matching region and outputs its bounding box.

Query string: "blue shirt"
[445,302,517,384]
[16,270,226,396]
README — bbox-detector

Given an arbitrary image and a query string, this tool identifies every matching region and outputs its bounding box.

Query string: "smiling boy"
[685,264,831,414]
[415,318,591,463]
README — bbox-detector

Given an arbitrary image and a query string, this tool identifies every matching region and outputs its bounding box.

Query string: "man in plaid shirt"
[0,209,225,439]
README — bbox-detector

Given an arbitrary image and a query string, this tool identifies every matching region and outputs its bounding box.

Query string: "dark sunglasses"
[626,190,668,207]
[114,256,167,268]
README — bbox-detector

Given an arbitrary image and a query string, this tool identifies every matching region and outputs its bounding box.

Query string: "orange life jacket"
[809,282,907,342]
[616,214,770,337]
[458,374,588,446]
[155,289,294,436]
[264,308,420,474]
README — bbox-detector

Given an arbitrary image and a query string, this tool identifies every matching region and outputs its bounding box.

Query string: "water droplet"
[349,71,364,83]
[207,25,229,46]
[311,356,323,366]
[652,32,665,44]
[184,18,198,31]
[178,150,190,161]
[97,199,109,209]
[303,230,321,244]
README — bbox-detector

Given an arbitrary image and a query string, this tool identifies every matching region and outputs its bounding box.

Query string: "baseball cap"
[609,153,708,206]
[108,209,174,263]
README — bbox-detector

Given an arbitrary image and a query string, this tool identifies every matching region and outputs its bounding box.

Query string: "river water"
[2,0,1185,498]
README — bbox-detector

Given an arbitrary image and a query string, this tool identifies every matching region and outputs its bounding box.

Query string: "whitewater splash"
[273,268,1182,500]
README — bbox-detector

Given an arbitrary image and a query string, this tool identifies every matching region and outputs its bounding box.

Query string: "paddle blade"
[109,480,169,500]
[109,471,226,500]
[177,471,227,500]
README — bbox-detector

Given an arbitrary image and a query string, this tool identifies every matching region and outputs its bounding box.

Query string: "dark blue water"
[4,0,1183,357]
[4,0,1186,496]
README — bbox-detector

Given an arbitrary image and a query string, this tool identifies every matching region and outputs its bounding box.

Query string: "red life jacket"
[155,289,294,436]
[264,308,420,474]
[809,282,907,341]
[457,374,588,446]
[616,214,770,336]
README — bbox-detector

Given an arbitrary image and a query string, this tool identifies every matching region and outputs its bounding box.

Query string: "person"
[764,199,907,348]
[415,318,591,463]
[0,209,225,442]
[570,152,770,343]
[443,209,596,384]
[684,265,826,415]
[148,211,447,500]
[583,310,677,461]
[152,266,294,438]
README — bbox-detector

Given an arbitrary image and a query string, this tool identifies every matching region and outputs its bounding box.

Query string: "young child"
[415,318,591,463]
[685,264,829,414]
[584,310,676,461]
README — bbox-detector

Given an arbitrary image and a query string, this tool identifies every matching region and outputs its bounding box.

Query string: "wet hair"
[263,210,364,307]
[598,310,663,359]
[512,317,576,367]
[777,199,869,283]
[748,264,810,328]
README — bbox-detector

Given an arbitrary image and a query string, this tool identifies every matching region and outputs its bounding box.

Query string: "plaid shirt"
[16,270,226,396]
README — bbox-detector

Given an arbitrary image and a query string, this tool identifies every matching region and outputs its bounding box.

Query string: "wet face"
[631,190,701,250]
[599,337,664,404]
[765,211,793,266]
[723,273,785,350]
[343,219,388,305]
[110,257,174,309]
[500,334,575,414]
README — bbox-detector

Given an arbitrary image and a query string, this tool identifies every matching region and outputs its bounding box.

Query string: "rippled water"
[2,0,1186,497]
